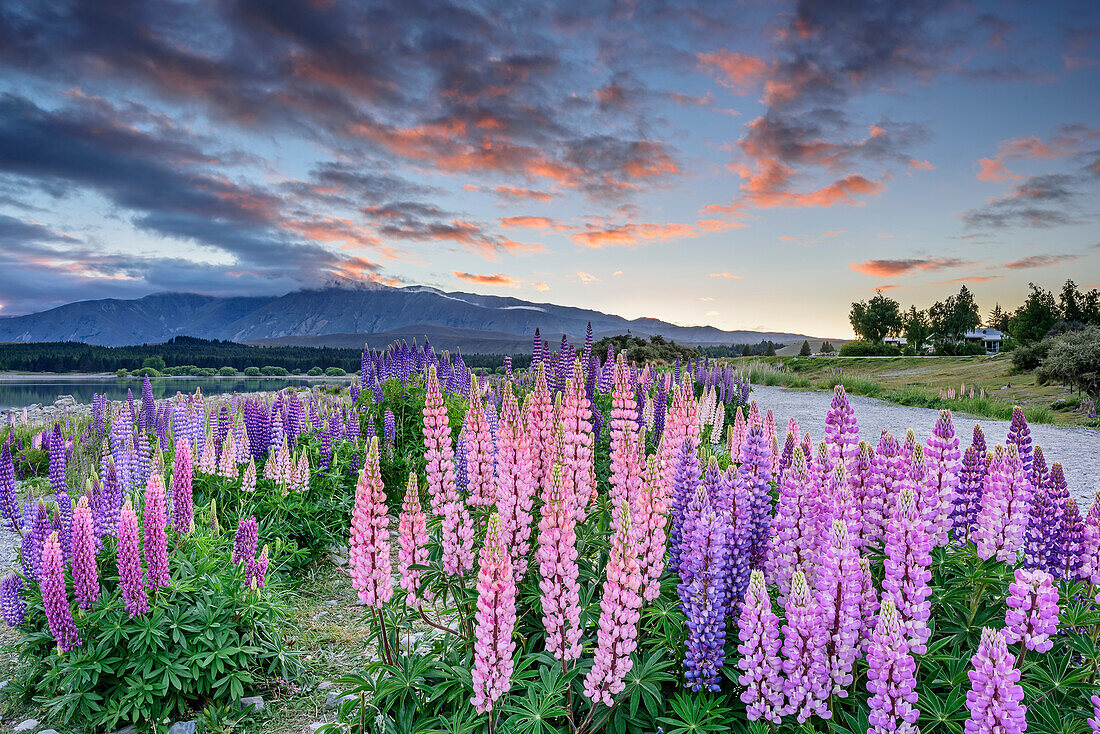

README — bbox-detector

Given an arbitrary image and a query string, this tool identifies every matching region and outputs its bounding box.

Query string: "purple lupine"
[767,446,822,603]
[1006,406,1033,475]
[824,385,859,464]
[171,438,194,534]
[1059,498,1085,581]
[850,441,883,550]
[923,409,960,546]
[781,568,830,722]
[71,496,99,611]
[668,437,701,575]
[718,466,753,609]
[816,519,864,696]
[678,488,729,692]
[117,499,148,617]
[737,569,783,723]
[866,598,919,734]
[0,442,21,530]
[40,532,82,652]
[1,573,25,627]
[383,408,396,446]
[953,445,985,543]
[48,423,67,495]
[143,475,170,589]
[21,503,50,582]
[1004,567,1059,653]
[1029,445,1047,494]
[1023,477,1058,574]
[1046,462,1071,572]
[233,516,259,567]
[246,546,269,589]
[740,423,774,568]
[965,627,1027,734]
[883,486,932,655]
[974,445,1031,565]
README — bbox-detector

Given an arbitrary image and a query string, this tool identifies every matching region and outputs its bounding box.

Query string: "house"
[964,327,1003,354]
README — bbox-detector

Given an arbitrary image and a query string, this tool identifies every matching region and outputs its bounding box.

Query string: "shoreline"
[0,371,354,381]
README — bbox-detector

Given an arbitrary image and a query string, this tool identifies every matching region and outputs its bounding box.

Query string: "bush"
[1011,339,1051,371]
[260,366,289,376]
[307,367,323,376]
[141,356,166,371]
[243,367,261,376]
[934,340,985,356]
[115,368,129,378]
[324,366,347,377]
[130,367,161,377]
[838,340,902,357]
[1037,324,1100,401]
[218,366,238,376]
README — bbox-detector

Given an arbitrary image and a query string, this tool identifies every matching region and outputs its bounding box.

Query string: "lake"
[0,375,351,410]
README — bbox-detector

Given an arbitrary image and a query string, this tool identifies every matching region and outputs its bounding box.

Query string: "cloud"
[697,51,770,92]
[932,275,1003,284]
[574,269,601,284]
[571,221,699,248]
[963,174,1083,229]
[850,257,972,277]
[452,271,522,287]
[498,215,570,231]
[708,271,741,279]
[975,125,1100,181]
[977,157,1019,182]
[1003,254,1080,269]
[491,186,553,201]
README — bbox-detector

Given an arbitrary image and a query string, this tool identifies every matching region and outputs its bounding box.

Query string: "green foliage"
[260,366,291,376]
[14,447,48,477]
[243,366,262,376]
[593,334,701,365]
[218,366,238,376]
[839,340,902,357]
[325,366,348,377]
[849,291,902,343]
[130,367,162,377]
[307,367,324,376]
[928,285,981,346]
[1037,325,1100,400]
[141,356,167,371]
[799,340,812,356]
[1009,284,1060,344]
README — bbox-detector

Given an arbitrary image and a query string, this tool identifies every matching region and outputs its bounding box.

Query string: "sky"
[0,0,1097,338]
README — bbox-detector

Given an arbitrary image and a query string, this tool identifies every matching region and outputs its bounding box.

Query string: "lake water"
[0,376,351,410]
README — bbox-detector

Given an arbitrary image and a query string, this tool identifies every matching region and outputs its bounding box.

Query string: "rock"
[53,395,77,407]
[325,691,357,709]
[323,599,338,606]
[329,553,348,567]
[304,723,327,734]
[110,727,138,734]
[14,719,39,733]
[39,730,61,734]
[168,722,198,734]
[317,680,336,691]
[311,611,328,622]
[239,695,266,712]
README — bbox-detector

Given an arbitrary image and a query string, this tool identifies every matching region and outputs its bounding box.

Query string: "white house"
[964,327,1003,354]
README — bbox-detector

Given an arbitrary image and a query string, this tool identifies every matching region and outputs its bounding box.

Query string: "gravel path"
[749,384,1099,507]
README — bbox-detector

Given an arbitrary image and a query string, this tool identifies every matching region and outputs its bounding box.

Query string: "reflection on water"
[0,377,349,410]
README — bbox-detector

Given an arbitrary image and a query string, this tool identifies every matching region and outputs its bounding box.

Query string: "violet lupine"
[923,409,960,546]
[1023,478,1058,574]
[719,466,753,610]
[1004,567,1059,653]
[974,445,1031,564]
[583,501,644,707]
[678,487,729,692]
[1089,696,1100,734]
[398,473,431,607]
[882,485,932,655]
[858,556,880,655]
[816,519,864,697]
[767,446,822,603]
[537,465,582,662]
[143,474,170,589]
[233,516,259,566]
[383,408,396,447]
[71,495,98,611]
[1,573,25,627]
[350,438,393,606]
[21,502,49,582]
[636,454,668,602]
[781,568,830,723]
[422,365,456,516]
[495,385,537,583]
[1060,498,1085,581]
[965,627,1027,734]
[874,432,908,519]
[1029,445,1047,494]
[737,569,784,723]
[866,598,919,734]
[824,385,859,464]
[1006,406,1033,476]
[740,423,775,568]
[40,532,81,652]
[464,377,495,507]
[850,441,883,550]
[471,514,517,714]
[247,546,269,589]
[668,437,701,574]
[171,438,194,533]
[953,445,986,543]
[0,441,20,530]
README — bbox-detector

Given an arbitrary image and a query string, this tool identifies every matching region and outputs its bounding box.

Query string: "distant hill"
[0,282,831,351]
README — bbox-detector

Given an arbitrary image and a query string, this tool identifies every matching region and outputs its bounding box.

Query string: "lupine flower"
[608,355,640,513]
[383,408,396,446]
[824,385,859,464]
[1006,406,1032,476]
[21,502,49,581]
[143,474,170,589]
[883,486,932,655]
[866,598,919,734]
[850,442,883,549]
[953,445,986,543]
[471,514,517,714]
[397,473,431,607]
[1023,478,1058,574]
[350,438,393,606]
[974,445,1031,565]
[965,627,1027,734]
[537,465,582,662]
[584,501,644,707]
[71,496,98,611]
[858,556,879,655]
[740,424,775,568]
[1004,567,1058,653]
[246,546,269,589]
[464,377,495,507]
[874,432,908,520]
[40,532,82,652]
[923,409,960,546]
[171,439,194,533]
[1060,497,1085,581]
[737,569,783,723]
[1082,492,1100,601]
[768,446,822,603]
[816,519,864,696]
[422,365,456,516]
[668,437,701,574]
[1047,462,1071,572]
[781,568,830,722]
[0,442,20,530]
[1,573,25,627]
[719,466,753,610]
[678,487,728,692]
[233,516,259,566]
[561,367,597,521]
[495,385,537,582]
[1088,695,1100,733]
[636,455,669,602]
[525,363,555,493]
[241,458,256,493]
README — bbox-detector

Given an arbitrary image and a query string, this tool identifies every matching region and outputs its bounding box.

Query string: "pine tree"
[799,340,812,356]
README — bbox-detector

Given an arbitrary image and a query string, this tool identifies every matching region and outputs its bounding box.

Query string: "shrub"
[324,366,347,377]
[130,367,161,377]
[218,366,238,376]
[1011,339,1051,371]
[115,368,129,378]
[1037,324,1100,401]
[838,340,902,357]
[260,366,290,376]
[141,356,166,371]
[243,367,261,376]
[307,367,323,376]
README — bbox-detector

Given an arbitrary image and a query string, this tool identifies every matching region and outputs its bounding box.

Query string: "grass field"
[728,354,1098,426]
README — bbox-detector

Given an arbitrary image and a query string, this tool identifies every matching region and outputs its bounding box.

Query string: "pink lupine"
[737,569,784,724]
[525,363,555,493]
[1004,567,1059,653]
[866,598,919,734]
[537,465,582,662]
[727,405,747,459]
[216,435,238,479]
[767,447,822,602]
[39,532,82,652]
[464,376,495,507]
[171,438,194,533]
[828,464,863,552]
[974,445,1031,564]
[117,498,148,617]
[850,441,884,549]
[495,385,537,582]
[471,514,516,714]
[874,432,908,519]
[71,495,98,611]
[241,458,256,493]
[583,501,644,707]
[882,486,932,655]
[636,454,669,602]
[824,385,859,464]
[422,365,455,516]
[199,433,217,474]
[143,474,170,589]
[398,472,431,607]
[923,409,960,546]
[295,452,310,492]
[781,568,830,722]
[441,489,476,577]
[1082,492,1100,601]
[349,438,393,607]
[608,355,642,522]
[660,378,700,493]
[816,519,865,696]
[965,628,1027,734]
[560,367,596,521]
[858,555,880,655]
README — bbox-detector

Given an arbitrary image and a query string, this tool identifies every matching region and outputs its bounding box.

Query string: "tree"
[142,356,166,371]
[799,340,812,356]
[929,286,981,346]
[1008,284,1058,344]
[764,343,777,357]
[741,344,752,357]
[903,306,932,354]
[1038,325,1100,401]
[821,341,836,353]
[987,303,1009,331]
[1059,280,1084,324]
[849,291,902,343]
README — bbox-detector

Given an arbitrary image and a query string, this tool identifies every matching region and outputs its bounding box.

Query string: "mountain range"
[0,282,825,351]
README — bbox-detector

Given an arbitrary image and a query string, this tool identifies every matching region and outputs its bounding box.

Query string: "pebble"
[239,695,266,712]
[329,553,348,567]
[168,722,198,734]
[317,680,335,691]
[39,730,61,734]
[13,720,38,733]
[323,599,338,606]
[304,723,327,734]
[111,727,138,734]
[325,691,358,709]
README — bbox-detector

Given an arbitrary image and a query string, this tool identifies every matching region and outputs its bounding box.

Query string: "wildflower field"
[1,330,1098,734]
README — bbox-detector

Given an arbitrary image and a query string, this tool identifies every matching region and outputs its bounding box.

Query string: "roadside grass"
[728,354,1089,426]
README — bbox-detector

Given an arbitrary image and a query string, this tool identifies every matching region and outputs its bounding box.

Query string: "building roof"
[965,328,1003,340]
